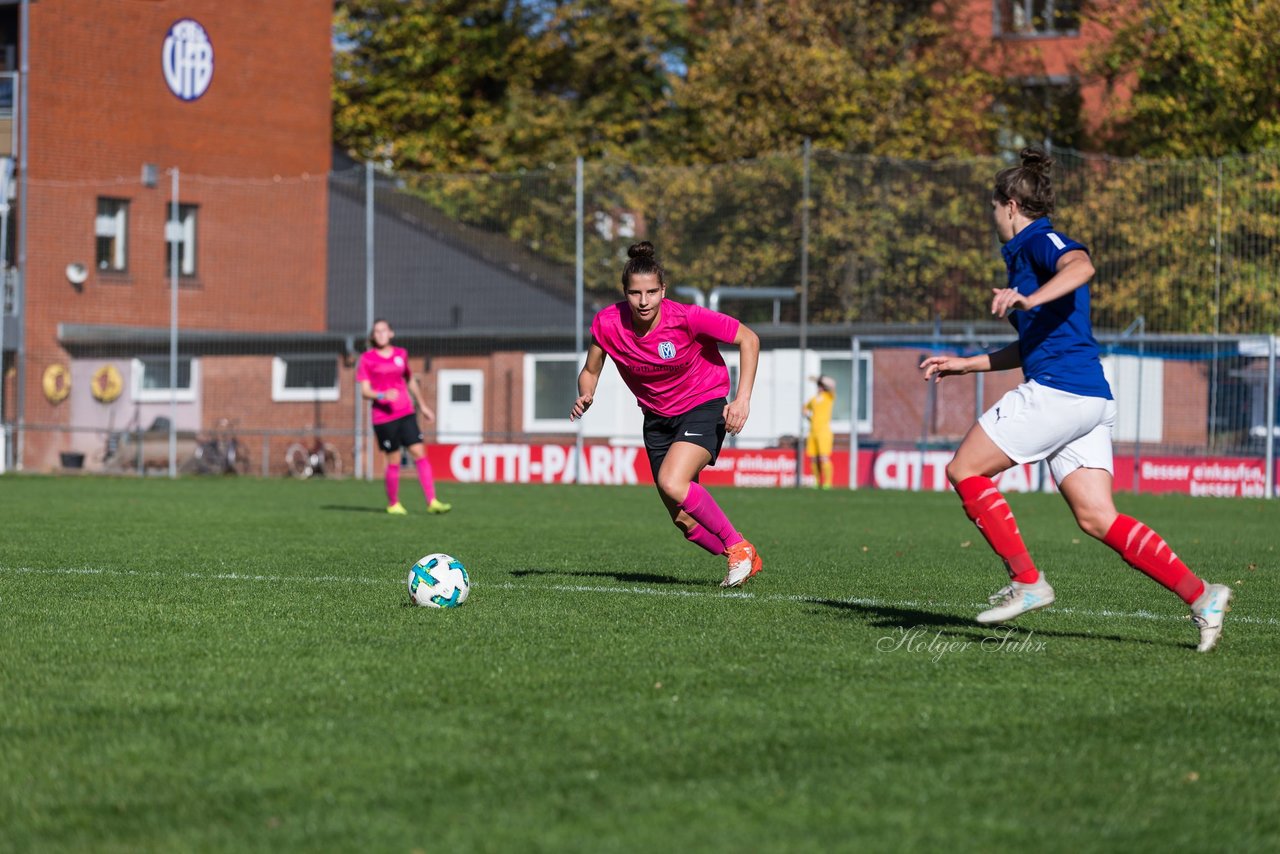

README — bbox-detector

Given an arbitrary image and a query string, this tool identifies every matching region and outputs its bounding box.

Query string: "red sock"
[1103,515,1205,604]
[955,476,1038,584]
[683,523,726,556]
[385,463,400,505]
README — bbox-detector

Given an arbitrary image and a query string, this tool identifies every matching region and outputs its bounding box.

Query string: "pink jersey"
[356,346,416,425]
[590,299,740,417]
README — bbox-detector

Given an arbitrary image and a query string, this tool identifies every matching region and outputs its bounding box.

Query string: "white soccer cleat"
[1190,583,1233,653]
[976,574,1055,625]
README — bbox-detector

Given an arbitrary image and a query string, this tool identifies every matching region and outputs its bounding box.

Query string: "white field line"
[2,565,1276,627]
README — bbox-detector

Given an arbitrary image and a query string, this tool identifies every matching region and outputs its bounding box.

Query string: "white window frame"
[819,351,874,434]
[96,197,129,271]
[165,203,198,277]
[131,356,197,403]
[995,0,1079,37]
[272,355,340,402]
[523,353,579,433]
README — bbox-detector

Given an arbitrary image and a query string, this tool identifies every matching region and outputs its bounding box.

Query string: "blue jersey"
[1001,217,1112,400]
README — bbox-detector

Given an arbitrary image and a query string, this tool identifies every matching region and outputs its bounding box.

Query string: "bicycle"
[181,418,250,475]
[285,430,342,479]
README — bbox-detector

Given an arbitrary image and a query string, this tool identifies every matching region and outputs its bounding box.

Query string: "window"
[818,352,873,434]
[996,77,1084,152]
[96,197,129,271]
[165,203,198,277]
[0,74,13,115]
[995,0,1079,36]
[272,356,339,402]
[131,356,196,402]
[524,354,580,432]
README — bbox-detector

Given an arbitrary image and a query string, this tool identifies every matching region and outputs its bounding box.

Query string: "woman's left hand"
[723,398,750,435]
[419,403,436,423]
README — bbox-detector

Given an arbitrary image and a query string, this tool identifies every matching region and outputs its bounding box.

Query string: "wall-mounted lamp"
[65,262,88,291]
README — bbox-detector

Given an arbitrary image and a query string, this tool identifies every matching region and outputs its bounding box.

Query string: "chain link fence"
[5,147,1278,494]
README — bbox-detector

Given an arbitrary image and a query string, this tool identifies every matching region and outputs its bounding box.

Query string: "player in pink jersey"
[357,319,452,516]
[571,242,764,588]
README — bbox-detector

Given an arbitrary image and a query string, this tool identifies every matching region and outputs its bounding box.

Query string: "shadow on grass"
[807,598,1183,648]
[510,567,713,587]
[320,505,392,514]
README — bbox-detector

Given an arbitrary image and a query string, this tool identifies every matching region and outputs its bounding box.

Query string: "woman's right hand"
[919,355,971,383]
[570,394,593,421]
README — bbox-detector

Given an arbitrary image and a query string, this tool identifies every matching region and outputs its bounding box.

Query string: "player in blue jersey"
[919,147,1232,652]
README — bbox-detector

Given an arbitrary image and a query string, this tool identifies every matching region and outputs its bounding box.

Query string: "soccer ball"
[407,553,470,608]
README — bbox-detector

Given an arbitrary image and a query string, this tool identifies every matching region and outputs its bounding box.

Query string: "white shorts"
[977,380,1117,485]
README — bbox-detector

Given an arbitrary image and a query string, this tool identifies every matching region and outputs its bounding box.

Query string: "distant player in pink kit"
[572,242,764,588]
[357,319,452,516]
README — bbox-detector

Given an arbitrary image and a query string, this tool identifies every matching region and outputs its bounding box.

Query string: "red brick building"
[954,0,1131,151]
[3,0,333,471]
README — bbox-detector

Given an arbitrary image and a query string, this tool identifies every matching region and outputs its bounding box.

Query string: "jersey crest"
[657,341,677,360]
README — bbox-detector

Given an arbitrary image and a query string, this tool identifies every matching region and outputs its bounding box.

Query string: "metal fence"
[848,333,1277,497]
[4,147,1279,490]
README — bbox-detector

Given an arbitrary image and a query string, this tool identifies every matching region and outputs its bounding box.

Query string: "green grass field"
[1,475,1276,852]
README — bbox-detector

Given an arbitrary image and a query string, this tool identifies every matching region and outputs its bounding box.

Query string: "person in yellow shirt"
[804,375,836,489]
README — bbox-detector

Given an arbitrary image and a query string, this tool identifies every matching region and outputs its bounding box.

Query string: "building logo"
[162,19,214,101]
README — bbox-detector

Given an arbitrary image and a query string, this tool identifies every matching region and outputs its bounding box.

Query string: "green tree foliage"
[334,0,1002,170]
[333,1,537,171]
[675,0,1002,161]
[498,0,689,166]
[1058,151,1280,334]
[335,3,1280,334]
[1089,0,1280,158]
[1071,1,1280,334]
[334,0,687,172]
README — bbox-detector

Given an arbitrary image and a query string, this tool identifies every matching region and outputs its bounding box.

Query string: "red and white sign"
[1112,456,1269,498]
[425,444,1273,498]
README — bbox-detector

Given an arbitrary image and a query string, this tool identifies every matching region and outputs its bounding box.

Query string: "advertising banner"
[426,444,1271,497]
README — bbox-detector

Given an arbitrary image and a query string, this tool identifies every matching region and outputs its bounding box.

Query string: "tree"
[334,0,1004,171]
[333,0,687,172]
[1089,0,1280,157]
[494,0,689,167]
[673,0,1003,161]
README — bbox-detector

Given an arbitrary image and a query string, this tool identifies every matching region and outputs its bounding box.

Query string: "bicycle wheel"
[284,443,313,478]
[321,444,342,477]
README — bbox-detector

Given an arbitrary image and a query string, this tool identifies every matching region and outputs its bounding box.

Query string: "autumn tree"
[675,0,1003,161]
[334,0,687,172]
[1089,0,1280,157]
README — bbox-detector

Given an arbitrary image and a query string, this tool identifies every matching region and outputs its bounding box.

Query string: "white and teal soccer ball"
[407,553,470,608]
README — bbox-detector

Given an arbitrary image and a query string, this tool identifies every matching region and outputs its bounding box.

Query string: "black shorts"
[642,398,727,479]
[373,413,423,453]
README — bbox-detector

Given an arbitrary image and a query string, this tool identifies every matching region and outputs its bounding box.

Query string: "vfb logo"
[657,341,677,360]
[163,19,214,101]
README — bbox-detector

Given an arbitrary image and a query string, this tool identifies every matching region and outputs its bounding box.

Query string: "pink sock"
[684,523,726,555]
[385,463,400,506]
[679,483,743,549]
[415,456,437,504]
